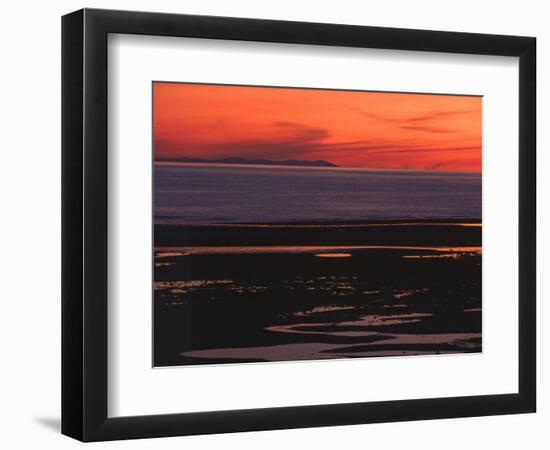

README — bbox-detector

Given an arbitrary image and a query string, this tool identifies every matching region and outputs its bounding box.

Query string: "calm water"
[154,162,481,223]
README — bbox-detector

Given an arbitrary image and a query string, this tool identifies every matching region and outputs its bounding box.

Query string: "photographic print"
[153,82,482,367]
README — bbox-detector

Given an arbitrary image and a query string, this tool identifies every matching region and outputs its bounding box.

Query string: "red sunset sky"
[153,82,482,172]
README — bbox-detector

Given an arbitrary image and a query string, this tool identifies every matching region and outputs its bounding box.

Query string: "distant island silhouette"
[157,156,339,168]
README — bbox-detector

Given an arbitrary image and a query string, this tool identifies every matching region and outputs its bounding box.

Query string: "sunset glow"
[153,82,482,172]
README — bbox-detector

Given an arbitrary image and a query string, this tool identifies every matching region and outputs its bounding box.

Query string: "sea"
[154,162,481,223]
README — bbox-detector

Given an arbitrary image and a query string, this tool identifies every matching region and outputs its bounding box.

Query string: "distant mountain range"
[156,156,339,168]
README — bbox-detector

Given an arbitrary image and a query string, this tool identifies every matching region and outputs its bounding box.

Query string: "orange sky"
[153,82,482,172]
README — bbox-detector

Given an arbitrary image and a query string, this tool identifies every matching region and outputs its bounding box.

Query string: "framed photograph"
[62,8,536,441]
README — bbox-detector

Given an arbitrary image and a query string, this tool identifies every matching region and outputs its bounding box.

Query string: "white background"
[0,0,547,449]
[109,35,518,417]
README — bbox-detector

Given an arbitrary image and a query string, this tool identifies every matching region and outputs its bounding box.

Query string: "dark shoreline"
[154,219,481,248]
[153,220,482,367]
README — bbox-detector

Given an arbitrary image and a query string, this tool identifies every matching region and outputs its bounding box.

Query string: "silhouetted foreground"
[153,220,481,366]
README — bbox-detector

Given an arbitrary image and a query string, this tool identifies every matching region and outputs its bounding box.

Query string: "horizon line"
[154,159,482,175]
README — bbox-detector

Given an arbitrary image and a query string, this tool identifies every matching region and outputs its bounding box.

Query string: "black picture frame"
[62,8,536,442]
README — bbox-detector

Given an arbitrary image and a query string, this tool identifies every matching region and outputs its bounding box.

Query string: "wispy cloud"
[153,83,481,171]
